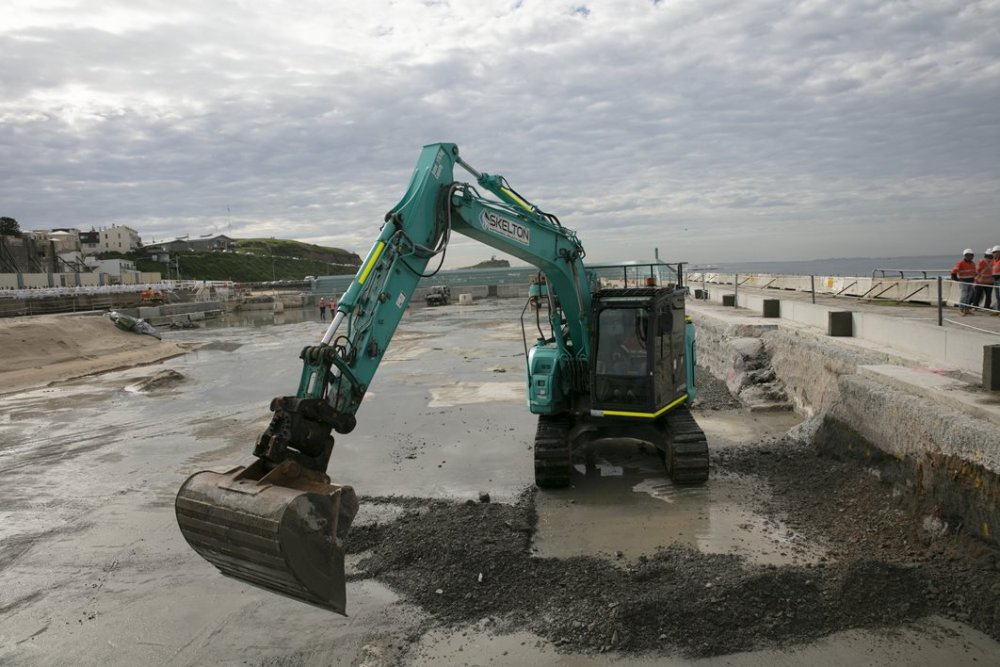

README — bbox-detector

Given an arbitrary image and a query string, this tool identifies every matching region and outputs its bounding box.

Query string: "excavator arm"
[175,143,596,614]
[309,143,592,426]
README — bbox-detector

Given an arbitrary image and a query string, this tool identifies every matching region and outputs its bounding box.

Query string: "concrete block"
[828,311,853,337]
[858,365,1000,427]
[459,293,474,305]
[694,289,706,300]
[722,294,736,307]
[762,299,780,318]
[985,345,1000,391]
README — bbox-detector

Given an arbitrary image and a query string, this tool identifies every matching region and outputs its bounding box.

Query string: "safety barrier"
[942,276,1000,334]
[690,272,1000,343]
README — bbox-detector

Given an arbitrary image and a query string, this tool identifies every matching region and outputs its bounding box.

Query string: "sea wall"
[690,302,999,547]
[125,300,224,325]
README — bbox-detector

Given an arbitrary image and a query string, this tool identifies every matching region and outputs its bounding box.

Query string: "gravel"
[693,367,742,411]
[349,488,940,657]
[343,375,999,658]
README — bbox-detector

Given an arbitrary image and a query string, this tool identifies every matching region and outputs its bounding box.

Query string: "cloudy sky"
[2,1,998,266]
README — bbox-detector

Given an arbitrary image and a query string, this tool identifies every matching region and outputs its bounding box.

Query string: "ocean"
[313,255,971,294]
[706,255,959,277]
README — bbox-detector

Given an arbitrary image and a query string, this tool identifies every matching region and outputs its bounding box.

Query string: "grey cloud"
[1,0,998,265]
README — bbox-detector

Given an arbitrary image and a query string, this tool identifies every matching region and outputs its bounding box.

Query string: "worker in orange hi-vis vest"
[974,248,995,311]
[992,245,1000,316]
[950,249,977,315]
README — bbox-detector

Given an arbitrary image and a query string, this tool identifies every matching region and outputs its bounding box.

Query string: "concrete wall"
[820,376,999,546]
[21,273,50,288]
[763,328,899,415]
[690,301,999,546]
[0,272,106,289]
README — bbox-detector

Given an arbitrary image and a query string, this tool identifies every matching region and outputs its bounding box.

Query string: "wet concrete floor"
[0,300,997,665]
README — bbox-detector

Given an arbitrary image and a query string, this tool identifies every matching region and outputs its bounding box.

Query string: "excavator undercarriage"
[532,408,709,489]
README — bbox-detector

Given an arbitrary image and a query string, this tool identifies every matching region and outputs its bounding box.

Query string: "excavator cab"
[590,287,689,415]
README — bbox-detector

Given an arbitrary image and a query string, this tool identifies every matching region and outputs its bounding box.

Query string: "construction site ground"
[1,301,998,666]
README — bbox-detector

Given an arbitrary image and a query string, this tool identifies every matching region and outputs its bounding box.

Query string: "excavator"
[174,143,708,615]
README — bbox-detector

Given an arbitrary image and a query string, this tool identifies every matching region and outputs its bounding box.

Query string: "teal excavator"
[175,143,708,614]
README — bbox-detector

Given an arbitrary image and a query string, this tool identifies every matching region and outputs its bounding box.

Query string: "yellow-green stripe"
[357,241,386,285]
[500,187,532,211]
[597,394,688,419]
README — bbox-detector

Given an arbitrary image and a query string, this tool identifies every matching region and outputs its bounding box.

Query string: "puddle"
[408,615,1000,667]
[410,625,671,667]
[429,381,526,407]
[533,444,827,567]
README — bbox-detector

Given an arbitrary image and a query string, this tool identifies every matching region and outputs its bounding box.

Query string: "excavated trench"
[344,371,1000,658]
[2,299,998,665]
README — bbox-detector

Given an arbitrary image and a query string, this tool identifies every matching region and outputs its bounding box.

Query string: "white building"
[80,224,142,253]
[84,257,142,284]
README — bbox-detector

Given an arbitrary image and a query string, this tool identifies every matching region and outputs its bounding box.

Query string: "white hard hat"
[993,245,1000,253]
[963,248,974,255]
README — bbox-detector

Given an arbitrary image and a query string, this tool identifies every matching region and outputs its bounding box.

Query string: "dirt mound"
[128,369,187,393]
[0,314,189,394]
[0,314,160,373]
[717,439,1000,643]
[349,490,942,658]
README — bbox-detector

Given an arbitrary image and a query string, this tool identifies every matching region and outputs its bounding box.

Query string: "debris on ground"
[127,369,187,393]
[692,367,742,411]
[108,311,161,340]
[349,489,947,657]
[345,374,999,658]
[714,438,1000,645]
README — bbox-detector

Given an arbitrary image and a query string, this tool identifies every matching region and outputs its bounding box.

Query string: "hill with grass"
[461,256,511,270]
[116,238,361,282]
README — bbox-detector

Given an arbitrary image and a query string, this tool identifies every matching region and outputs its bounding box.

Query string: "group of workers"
[951,247,1000,315]
[317,296,336,321]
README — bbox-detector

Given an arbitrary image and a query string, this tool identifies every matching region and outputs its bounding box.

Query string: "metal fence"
[689,271,1000,335]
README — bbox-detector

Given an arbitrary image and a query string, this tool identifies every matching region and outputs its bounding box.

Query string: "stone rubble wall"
[692,311,790,411]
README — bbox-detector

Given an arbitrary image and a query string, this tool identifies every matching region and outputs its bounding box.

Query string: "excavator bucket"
[174,460,358,614]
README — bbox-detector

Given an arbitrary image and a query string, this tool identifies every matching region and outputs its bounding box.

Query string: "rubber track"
[534,414,573,488]
[663,407,709,484]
